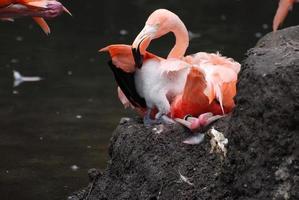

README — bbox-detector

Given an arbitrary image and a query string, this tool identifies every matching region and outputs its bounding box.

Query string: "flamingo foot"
[175,112,225,131]
[143,108,158,126]
[143,109,175,126]
[159,115,175,125]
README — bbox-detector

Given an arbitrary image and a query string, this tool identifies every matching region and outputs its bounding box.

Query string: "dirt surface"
[69,26,299,200]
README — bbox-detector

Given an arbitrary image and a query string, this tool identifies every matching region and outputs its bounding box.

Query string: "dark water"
[0,0,298,199]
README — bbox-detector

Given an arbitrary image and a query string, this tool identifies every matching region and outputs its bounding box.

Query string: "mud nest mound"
[69,26,299,200]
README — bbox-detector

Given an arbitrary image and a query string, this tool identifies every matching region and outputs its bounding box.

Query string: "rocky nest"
[69,26,299,200]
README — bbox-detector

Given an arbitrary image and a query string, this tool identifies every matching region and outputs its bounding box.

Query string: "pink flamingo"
[101,9,240,131]
[0,0,71,34]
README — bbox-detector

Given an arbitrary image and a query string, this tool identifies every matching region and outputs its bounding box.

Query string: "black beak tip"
[132,46,143,69]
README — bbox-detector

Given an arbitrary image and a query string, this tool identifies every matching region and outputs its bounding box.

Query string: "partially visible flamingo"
[101,9,240,131]
[273,0,298,31]
[0,0,71,34]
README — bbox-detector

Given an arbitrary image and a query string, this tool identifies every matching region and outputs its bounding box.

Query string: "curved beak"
[36,1,72,18]
[132,25,157,54]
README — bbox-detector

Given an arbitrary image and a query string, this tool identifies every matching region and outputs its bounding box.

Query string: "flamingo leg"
[143,108,164,126]
[273,0,296,31]
[143,108,155,126]
[143,108,175,126]
[159,115,175,124]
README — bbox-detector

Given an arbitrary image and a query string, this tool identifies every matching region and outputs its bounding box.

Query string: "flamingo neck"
[167,20,189,59]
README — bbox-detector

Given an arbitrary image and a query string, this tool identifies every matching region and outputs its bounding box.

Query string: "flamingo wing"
[101,44,161,109]
[117,87,132,108]
[109,60,146,108]
[100,44,136,73]
[159,58,190,75]
[189,52,240,113]
[170,67,208,118]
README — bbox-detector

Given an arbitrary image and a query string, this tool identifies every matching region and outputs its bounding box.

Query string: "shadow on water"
[0,0,298,199]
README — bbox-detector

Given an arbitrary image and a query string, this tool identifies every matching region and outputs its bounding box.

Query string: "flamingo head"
[0,0,71,19]
[132,9,181,54]
[35,1,65,18]
[40,1,72,18]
